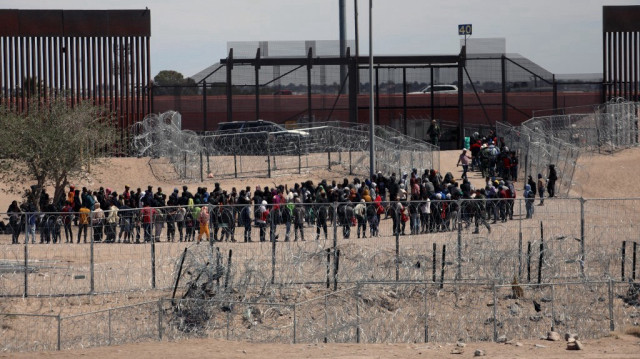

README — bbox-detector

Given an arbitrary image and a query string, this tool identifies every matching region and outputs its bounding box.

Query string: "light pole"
[368,0,375,178]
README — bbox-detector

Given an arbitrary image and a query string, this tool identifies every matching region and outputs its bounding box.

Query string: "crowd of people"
[2,131,560,246]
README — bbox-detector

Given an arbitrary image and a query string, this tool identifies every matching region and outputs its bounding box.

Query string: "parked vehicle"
[211,120,309,155]
[409,84,459,95]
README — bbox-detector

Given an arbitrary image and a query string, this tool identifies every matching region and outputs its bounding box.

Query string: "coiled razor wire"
[496,99,640,196]
[131,112,440,181]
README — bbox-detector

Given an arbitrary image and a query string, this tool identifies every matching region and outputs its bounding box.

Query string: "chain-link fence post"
[518,199,523,279]
[151,227,156,289]
[395,230,400,281]
[550,284,556,331]
[233,136,238,178]
[492,283,498,342]
[355,283,361,343]
[333,202,338,290]
[23,222,28,297]
[57,314,61,351]
[226,307,231,340]
[324,293,328,343]
[424,282,429,343]
[608,279,615,331]
[157,299,163,340]
[293,304,297,344]
[580,198,586,278]
[90,216,95,294]
[266,132,271,178]
[108,309,112,345]
[456,208,462,281]
[271,225,276,285]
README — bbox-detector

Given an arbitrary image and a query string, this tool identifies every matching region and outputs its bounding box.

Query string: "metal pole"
[456,216,462,281]
[608,279,615,331]
[548,283,556,332]
[395,231,400,281]
[203,81,207,131]
[324,294,328,343]
[225,249,233,290]
[432,242,437,283]
[633,241,638,281]
[580,198,585,277]
[157,299,163,340]
[57,315,61,351]
[423,282,428,343]
[293,304,297,344]
[518,199,523,279]
[356,283,361,343]
[354,0,360,93]
[334,249,340,291]
[440,244,446,289]
[492,283,497,342]
[151,233,156,289]
[266,132,271,178]
[326,248,331,289]
[298,135,302,174]
[24,231,28,297]
[622,240,626,281]
[333,203,338,289]
[108,309,112,345]
[90,223,95,293]
[339,0,347,87]
[271,232,276,284]
[527,241,532,283]
[368,0,375,178]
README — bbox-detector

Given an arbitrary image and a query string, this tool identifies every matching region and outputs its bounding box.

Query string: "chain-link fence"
[497,100,640,197]
[132,112,439,181]
[2,198,640,297]
[2,279,638,352]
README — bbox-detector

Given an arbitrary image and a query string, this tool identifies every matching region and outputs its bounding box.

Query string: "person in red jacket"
[141,204,157,243]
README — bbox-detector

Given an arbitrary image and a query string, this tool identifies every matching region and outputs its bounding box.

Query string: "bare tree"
[0,99,118,210]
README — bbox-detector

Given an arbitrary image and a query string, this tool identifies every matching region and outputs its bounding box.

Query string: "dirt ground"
[2,334,639,359]
[0,150,487,213]
[2,149,640,357]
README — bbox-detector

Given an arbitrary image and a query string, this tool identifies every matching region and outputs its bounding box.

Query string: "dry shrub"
[624,326,640,338]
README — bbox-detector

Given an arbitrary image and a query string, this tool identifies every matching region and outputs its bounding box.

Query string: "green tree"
[0,99,118,210]
[153,70,198,95]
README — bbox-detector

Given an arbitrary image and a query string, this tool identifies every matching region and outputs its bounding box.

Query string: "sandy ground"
[2,148,640,357]
[3,146,639,212]
[2,334,639,359]
[0,150,486,212]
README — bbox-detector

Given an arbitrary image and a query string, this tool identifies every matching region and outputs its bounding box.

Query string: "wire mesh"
[2,197,640,297]
[132,112,439,181]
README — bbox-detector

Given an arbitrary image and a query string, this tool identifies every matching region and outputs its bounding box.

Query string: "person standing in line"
[537,174,546,206]
[524,184,535,219]
[197,205,210,244]
[105,201,119,243]
[7,200,22,244]
[77,204,90,243]
[547,164,558,198]
[141,203,156,243]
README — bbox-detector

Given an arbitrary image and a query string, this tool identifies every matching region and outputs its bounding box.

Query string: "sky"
[2,0,637,78]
